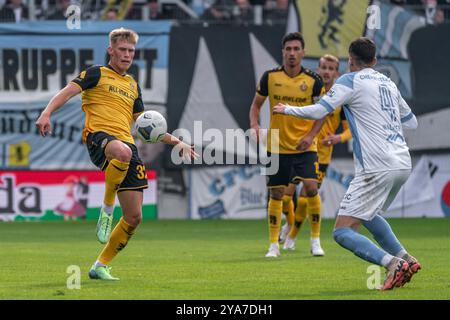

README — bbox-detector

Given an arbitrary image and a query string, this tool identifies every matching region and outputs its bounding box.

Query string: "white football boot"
[278,223,291,244]
[265,243,281,258]
[310,237,325,256]
[283,236,297,250]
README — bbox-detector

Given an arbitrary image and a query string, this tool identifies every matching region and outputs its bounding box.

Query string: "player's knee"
[128,213,142,227]
[122,211,142,227]
[303,182,318,197]
[106,141,132,163]
[115,144,132,163]
[305,189,318,197]
[270,189,284,200]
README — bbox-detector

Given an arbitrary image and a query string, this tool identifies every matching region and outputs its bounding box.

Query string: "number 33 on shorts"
[136,164,147,180]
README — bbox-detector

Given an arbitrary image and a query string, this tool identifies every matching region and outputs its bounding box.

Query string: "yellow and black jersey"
[317,106,351,164]
[71,65,144,145]
[257,66,324,154]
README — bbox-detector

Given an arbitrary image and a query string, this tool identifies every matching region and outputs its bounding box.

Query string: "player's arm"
[274,74,355,119]
[296,117,326,151]
[338,120,352,142]
[161,133,199,161]
[36,65,101,137]
[249,94,266,140]
[249,71,269,141]
[273,102,329,119]
[35,83,81,136]
[133,84,145,121]
[321,120,352,146]
[322,108,352,145]
[339,120,352,142]
[296,77,327,150]
[398,90,417,129]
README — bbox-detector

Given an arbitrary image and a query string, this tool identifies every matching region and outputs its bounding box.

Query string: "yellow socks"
[307,193,321,238]
[97,217,136,265]
[288,196,307,238]
[104,159,129,206]
[268,198,283,244]
[282,195,295,226]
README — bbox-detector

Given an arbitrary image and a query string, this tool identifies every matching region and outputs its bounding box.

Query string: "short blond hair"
[109,28,139,45]
[319,54,339,70]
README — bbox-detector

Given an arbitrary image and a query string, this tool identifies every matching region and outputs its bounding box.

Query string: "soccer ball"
[135,110,167,143]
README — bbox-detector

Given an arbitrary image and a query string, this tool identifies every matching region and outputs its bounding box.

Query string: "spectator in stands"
[264,0,288,25]
[47,0,71,20]
[147,0,165,20]
[434,7,445,22]
[232,0,254,25]
[201,0,234,22]
[126,0,167,20]
[104,7,119,20]
[0,0,28,23]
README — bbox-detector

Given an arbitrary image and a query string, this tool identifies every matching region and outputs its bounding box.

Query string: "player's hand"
[35,112,52,137]
[322,134,341,146]
[178,142,199,162]
[250,124,261,142]
[296,134,313,151]
[272,103,287,114]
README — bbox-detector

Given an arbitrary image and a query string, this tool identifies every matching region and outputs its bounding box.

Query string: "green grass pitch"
[0,218,449,300]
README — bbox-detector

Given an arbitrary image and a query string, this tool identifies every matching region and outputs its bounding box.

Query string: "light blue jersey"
[318,68,414,174]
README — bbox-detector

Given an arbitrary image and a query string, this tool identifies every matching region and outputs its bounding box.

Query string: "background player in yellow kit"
[282,54,352,255]
[249,32,325,258]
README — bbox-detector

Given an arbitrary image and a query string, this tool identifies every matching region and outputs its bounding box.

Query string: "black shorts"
[318,163,329,185]
[86,131,148,191]
[266,151,319,187]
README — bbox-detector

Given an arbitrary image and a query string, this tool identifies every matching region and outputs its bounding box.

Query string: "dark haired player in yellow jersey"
[249,32,325,258]
[283,54,352,254]
[36,28,198,280]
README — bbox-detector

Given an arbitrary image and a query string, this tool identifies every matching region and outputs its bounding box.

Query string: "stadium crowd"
[0,0,448,24]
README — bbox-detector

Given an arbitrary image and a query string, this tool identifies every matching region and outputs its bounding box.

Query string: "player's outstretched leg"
[90,216,137,280]
[363,214,421,286]
[333,227,408,290]
[96,205,114,244]
[96,140,133,243]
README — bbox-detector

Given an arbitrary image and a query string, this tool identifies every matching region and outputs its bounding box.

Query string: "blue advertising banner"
[0,21,171,169]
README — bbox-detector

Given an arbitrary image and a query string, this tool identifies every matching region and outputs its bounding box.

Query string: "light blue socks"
[333,227,393,267]
[363,214,405,256]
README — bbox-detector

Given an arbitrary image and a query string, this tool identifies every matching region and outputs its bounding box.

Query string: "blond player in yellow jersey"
[281,54,352,255]
[249,32,326,258]
[36,28,198,280]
